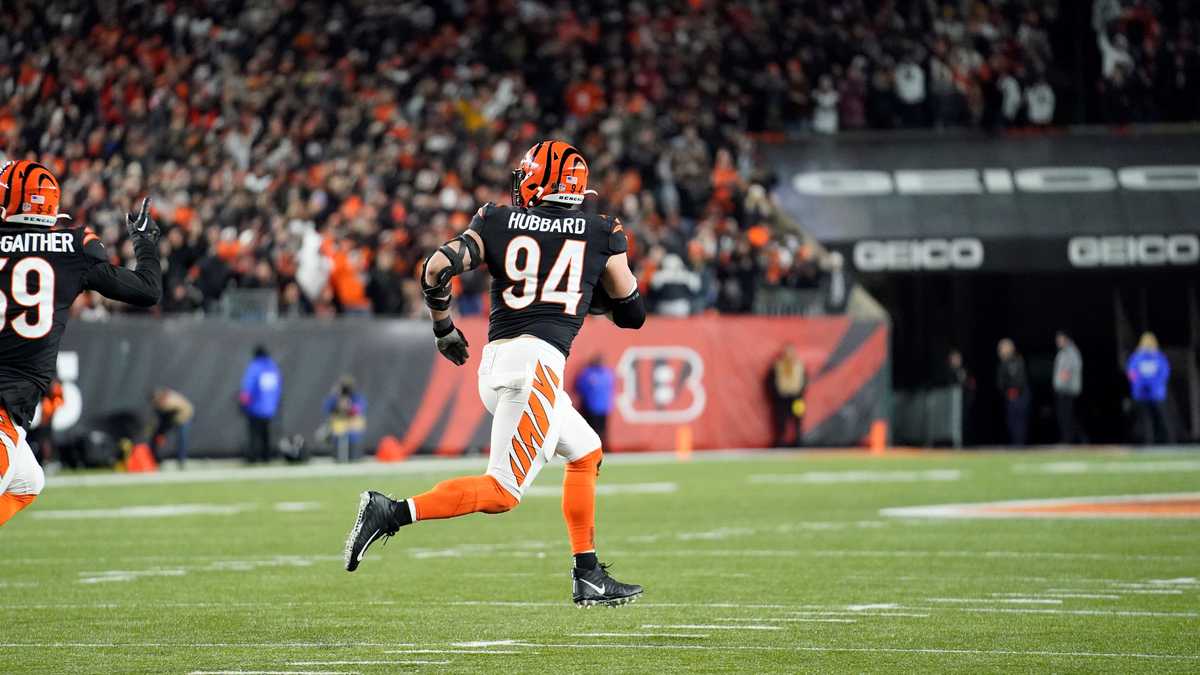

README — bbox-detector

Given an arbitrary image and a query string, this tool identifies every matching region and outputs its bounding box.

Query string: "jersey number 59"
[0,257,56,339]
[502,237,585,315]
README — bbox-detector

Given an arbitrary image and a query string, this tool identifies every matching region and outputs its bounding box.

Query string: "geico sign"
[1068,234,1200,267]
[854,238,984,271]
[793,166,1200,196]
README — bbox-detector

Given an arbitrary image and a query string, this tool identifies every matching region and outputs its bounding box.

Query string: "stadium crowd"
[1,1,1197,318]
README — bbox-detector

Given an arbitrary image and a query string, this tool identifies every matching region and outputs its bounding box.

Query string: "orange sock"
[0,493,37,527]
[411,475,518,521]
[562,448,602,554]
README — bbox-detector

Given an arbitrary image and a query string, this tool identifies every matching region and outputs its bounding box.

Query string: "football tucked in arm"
[588,286,615,315]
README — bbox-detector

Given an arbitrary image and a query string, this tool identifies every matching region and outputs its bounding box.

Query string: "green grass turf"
[1,449,1198,674]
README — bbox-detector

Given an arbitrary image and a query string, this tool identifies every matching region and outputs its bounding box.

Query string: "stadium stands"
[1,1,1197,318]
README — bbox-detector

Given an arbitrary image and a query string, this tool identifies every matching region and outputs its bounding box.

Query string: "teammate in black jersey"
[346,141,647,607]
[0,160,162,526]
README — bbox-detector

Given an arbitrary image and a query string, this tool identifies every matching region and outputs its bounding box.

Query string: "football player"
[345,141,647,607]
[0,160,162,526]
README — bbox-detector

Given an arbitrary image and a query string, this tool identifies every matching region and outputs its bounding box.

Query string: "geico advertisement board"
[766,134,1200,248]
[833,233,1200,273]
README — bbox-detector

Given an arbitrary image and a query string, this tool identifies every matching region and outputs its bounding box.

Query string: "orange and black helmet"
[511,140,596,208]
[0,160,68,227]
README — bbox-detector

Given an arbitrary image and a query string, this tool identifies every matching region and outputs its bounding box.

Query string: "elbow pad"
[422,234,482,312]
[610,289,646,329]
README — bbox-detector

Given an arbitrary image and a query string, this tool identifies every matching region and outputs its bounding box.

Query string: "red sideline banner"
[61,317,887,457]
[407,315,889,453]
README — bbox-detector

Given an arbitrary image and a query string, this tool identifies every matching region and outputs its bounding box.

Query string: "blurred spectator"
[942,350,966,386]
[821,251,850,313]
[649,253,702,317]
[895,54,927,127]
[1025,77,1057,126]
[769,345,807,448]
[365,249,408,317]
[1126,332,1172,445]
[7,0,1198,323]
[943,349,976,446]
[574,356,616,449]
[29,379,64,465]
[151,387,194,468]
[813,76,840,134]
[1052,332,1086,444]
[996,338,1030,447]
[320,376,367,462]
[998,68,1023,126]
[239,345,282,463]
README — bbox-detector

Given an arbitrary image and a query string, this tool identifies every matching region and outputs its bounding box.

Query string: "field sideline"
[2,449,1198,673]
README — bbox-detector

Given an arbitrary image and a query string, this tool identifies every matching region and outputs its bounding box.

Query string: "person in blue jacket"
[239,345,282,463]
[1126,332,1171,445]
[574,355,616,448]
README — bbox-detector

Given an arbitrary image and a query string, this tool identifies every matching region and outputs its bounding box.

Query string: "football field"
[2,449,1198,674]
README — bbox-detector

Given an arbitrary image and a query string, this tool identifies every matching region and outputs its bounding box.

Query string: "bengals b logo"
[615,347,706,424]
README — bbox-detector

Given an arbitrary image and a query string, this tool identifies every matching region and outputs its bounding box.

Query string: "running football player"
[345,141,647,607]
[0,160,162,526]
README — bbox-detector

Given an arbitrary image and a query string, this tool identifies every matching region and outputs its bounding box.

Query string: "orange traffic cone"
[126,443,159,473]
[375,435,413,463]
[675,425,693,461]
[868,420,888,455]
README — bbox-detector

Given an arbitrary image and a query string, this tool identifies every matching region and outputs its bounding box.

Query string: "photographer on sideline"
[321,376,367,462]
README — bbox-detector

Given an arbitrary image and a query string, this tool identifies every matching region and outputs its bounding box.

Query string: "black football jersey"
[470,202,627,356]
[0,225,161,426]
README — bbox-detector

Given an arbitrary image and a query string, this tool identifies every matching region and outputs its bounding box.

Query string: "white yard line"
[286,658,451,662]
[0,643,414,649]
[1014,460,1200,475]
[716,617,857,623]
[750,469,962,484]
[32,503,257,519]
[641,624,783,631]
[609,548,1197,562]
[503,642,1200,660]
[381,649,525,655]
[926,598,1063,605]
[954,607,1199,618]
[991,592,1121,600]
[571,633,709,639]
[46,449,789,488]
[189,671,357,675]
[448,640,523,648]
[525,482,677,497]
[789,611,931,618]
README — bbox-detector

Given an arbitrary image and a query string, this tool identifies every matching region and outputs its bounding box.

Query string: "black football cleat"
[344,491,400,572]
[572,563,643,607]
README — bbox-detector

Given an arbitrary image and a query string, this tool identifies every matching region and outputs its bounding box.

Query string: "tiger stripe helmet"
[511,140,597,208]
[0,160,69,227]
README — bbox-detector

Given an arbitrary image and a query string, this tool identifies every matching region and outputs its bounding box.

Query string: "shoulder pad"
[468,202,497,232]
[603,215,628,254]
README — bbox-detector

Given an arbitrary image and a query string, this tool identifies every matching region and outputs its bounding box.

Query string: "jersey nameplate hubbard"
[470,202,627,356]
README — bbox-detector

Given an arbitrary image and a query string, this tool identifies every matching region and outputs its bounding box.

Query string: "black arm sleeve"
[610,288,646,329]
[82,237,162,307]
